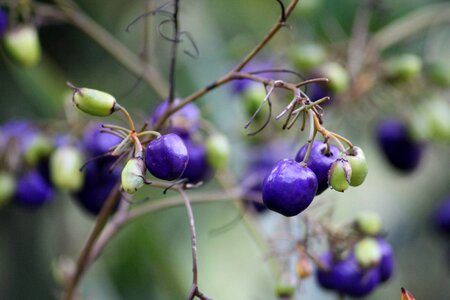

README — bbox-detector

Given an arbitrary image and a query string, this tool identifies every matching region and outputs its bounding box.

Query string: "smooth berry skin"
[377,238,394,283]
[0,9,8,38]
[295,141,339,195]
[83,123,122,157]
[73,156,119,215]
[376,119,423,172]
[146,134,189,181]
[180,137,213,184]
[262,159,318,217]
[16,169,54,207]
[435,198,450,235]
[317,253,380,297]
[151,99,200,134]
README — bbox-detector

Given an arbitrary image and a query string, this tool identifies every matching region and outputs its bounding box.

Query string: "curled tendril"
[244,84,274,136]
[126,2,174,32]
[275,0,287,22]
[180,31,199,58]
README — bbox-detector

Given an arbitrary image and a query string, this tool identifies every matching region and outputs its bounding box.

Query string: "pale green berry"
[354,237,382,269]
[328,157,352,192]
[425,60,450,87]
[384,54,422,82]
[243,83,268,119]
[72,87,117,117]
[25,134,53,166]
[50,146,85,191]
[3,25,41,67]
[0,172,16,207]
[205,134,230,171]
[121,157,146,194]
[275,275,296,299]
[346,146,368,187]
[320,62,349,93]
[289,43,327,71]
[355,211,382,236]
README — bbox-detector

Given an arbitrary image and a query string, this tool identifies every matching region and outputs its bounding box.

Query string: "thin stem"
[296,77,329,88]
[115,104,136,132]
[301,110,317,164]
[52,0,168,98]
[63,183,121,300]
[168,0,180,104]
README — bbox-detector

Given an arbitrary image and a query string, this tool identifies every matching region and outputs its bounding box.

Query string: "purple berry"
[83,123,122,157]
[0,9,8,38]
[15,169,54,207]
[435,198,450,235]
[262,159,318,217]
[145,133,189,181]
[307,81,330,102]
[377,238,394,282]
[230,61,274,94]
[180,136,213,184]
[73,156,119,215]
[151,99,200,134]
[295,141,339,194]
[376,119,423,172]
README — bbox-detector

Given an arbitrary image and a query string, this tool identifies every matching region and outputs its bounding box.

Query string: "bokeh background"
[0,0,450,299]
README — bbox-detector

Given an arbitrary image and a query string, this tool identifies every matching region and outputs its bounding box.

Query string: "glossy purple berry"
[73,156,119,215]
[435,198,450,235]
[0,9,8,38]
[180,136,213,184]
[151,99,200,134]
[376,119,423,172]
[16,169,54,207]
[83,123,122,157]
[295,141,339,194]
[262,159,318,217]
[145,134,189,181]
[377,238,394,282]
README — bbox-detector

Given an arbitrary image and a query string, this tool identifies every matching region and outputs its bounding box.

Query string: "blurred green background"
[1,0,450,299]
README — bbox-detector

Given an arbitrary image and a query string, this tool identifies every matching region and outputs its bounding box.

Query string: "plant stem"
[62,183,121,300]
[168,0,180,104]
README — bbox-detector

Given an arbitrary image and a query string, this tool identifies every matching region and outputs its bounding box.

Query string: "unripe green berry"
[0,172,16,207]
[205,133,230,171]
[121,157,146,194]
[320,62,349,93]
[25,134,53,166]
[355,211,382,236]
[289,43,326,71]
[384,54,422,82]
[3,25,41,67]
[242,84,268,119]
[275,275,296,299]
[328,157,352,192]
[72,87,117,117]
[354,237,382,269]
[50,146,85,191]
[346,146,368,187]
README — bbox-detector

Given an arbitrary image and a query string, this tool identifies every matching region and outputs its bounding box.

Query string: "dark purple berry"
[230,61,274,94]
[295,141,339,194]
[145,133,189,181]
[377,238,394,282]
[83,123,122,157]
[151,99,200,134]
[376,119,424,172]
[0,9,8,38]
[15,169,54,207]
[73,156,119,215]
[435,198,450,235]
[262,159,318,217]
[180,136,213,184]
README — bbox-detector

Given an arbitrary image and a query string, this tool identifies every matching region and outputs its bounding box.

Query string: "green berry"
[346,146,368,187]
[355,211,382,236]
[205,133,230,171]
[72,87,117,117]
[0,172,16,207]
[384,54,422,82]
[275,276,296,299]
[50,146,85,191]
[354,237,382,269]
[425,60,450,87]
[25,134,53,166]
[328,157,351,192]
[320,62,349,93]
[289,43,327,71]
[121,157,146,194]
[242,84,268,119]
[2,25,41,67]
